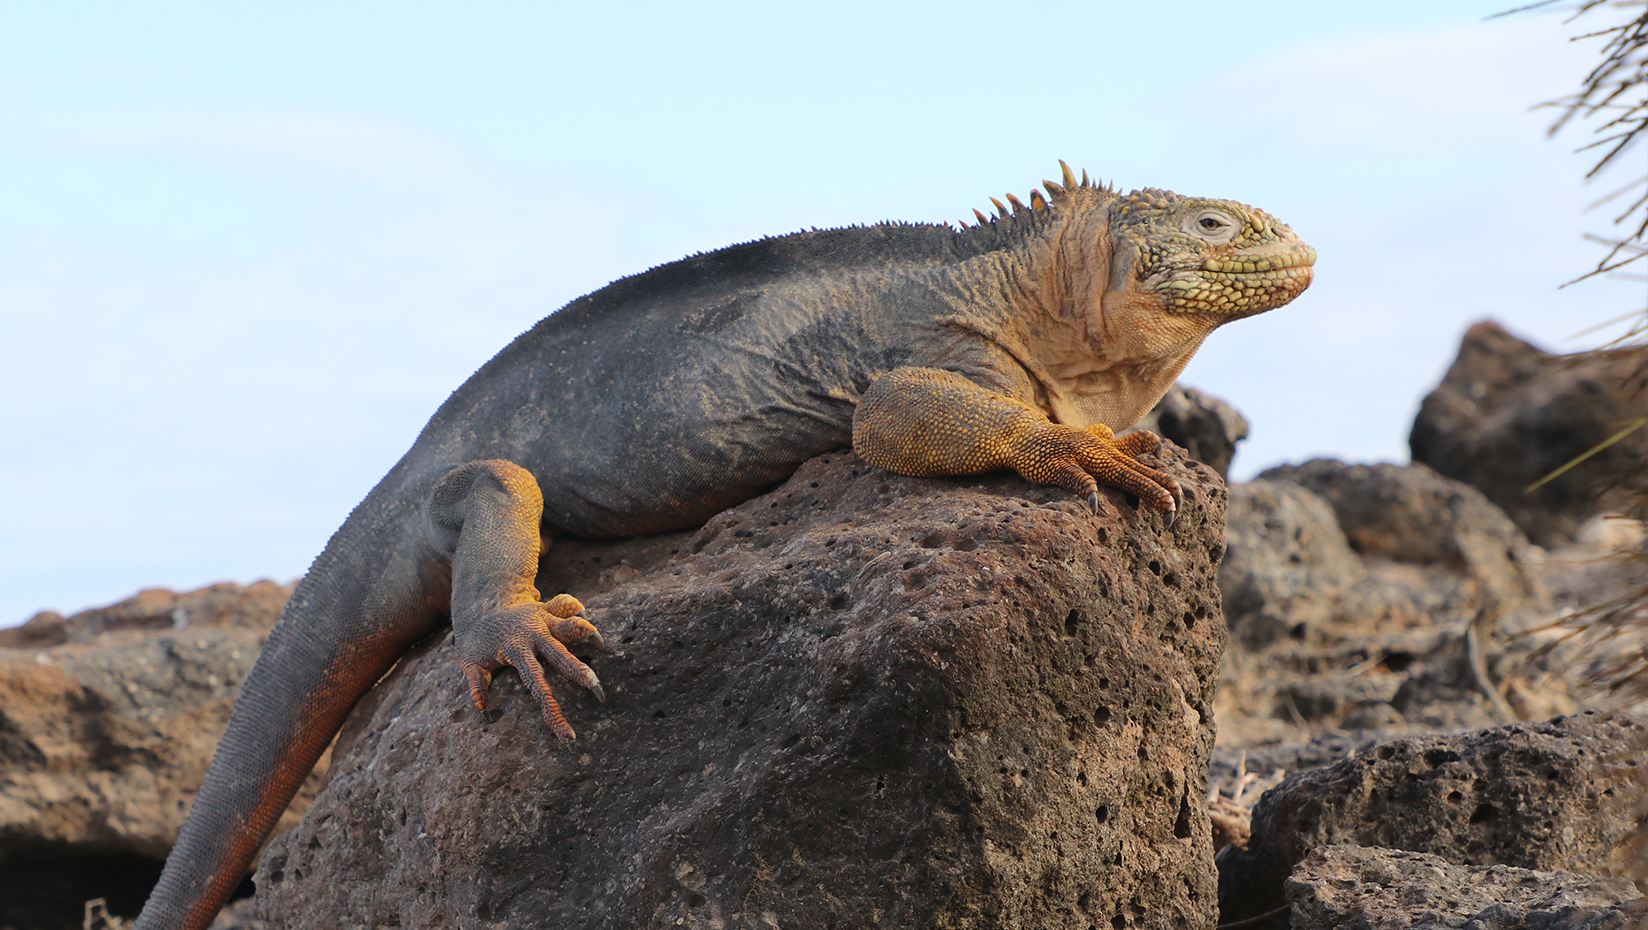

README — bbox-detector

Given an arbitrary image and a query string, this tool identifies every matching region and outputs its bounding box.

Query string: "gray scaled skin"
[135,167,1314,929]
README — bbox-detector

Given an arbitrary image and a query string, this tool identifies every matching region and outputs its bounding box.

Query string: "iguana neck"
[931,205,1220,430]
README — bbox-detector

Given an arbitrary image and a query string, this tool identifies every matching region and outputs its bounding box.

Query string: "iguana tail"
[134,510,445,930]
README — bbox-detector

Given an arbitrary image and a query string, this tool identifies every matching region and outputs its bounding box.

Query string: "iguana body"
[136,165,1313,929]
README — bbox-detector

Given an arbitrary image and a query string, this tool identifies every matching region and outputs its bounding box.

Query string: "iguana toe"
[543,594,604,649]
[504,640,579,741]
[464,663,494,711]
[1115,428,1164,457]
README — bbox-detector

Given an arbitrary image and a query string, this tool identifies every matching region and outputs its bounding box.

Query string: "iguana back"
[411,221,979,537]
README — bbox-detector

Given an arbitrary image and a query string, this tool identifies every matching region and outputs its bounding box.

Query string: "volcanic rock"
[1286,844,1644,930]
[0,581,305,930]
[253,450,1231,930]
[1410,319,1648,546]
[1217,711,1648,925]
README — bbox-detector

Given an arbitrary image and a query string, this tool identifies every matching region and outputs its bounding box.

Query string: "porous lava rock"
[1218,478,1364,650]
[1217,712,1648,925]
[1285,844,1645,930]
[1410,319,1648,546]
[0,581,306,930]
[1213,462,1579,750]
[253,450,1231,930]
[1258,459,1545,614]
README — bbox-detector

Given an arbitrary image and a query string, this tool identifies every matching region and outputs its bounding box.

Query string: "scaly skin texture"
[135,164,1313,929]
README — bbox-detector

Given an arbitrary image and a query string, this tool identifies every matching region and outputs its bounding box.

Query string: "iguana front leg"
[429,460,605,740]
[852,367,1181,516]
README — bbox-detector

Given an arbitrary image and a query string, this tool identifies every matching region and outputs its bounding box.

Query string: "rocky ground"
[0,320,1643,929]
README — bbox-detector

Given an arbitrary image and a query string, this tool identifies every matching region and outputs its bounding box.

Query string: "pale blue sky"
[2,2,1639,624]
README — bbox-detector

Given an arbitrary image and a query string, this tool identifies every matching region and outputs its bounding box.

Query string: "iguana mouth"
[1157,245,1315,316]
[1199,245,1317,275]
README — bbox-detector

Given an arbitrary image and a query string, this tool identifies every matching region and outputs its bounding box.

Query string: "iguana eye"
[1183,209,1239,244]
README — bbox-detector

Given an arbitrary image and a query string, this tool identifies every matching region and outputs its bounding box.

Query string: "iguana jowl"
[135,163,1314,929]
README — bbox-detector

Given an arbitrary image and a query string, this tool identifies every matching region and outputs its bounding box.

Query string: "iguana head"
[962,164,1317,428]
[969,163,1315,323]
[1105,187,1315,319]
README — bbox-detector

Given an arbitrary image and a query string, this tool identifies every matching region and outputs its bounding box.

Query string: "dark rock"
[1219,478,1364,649]
[1214,464,1579,749]
[1410,319,1648,546]
[1286,844,1645,930]
[1217,712,1648,925]
[253,451,1231,930]
[1258,459,1545,614]
[0,581,303,930]
[1133,384,1250,479]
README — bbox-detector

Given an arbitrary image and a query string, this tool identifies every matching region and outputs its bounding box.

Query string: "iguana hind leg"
[852,367,1181,516]
[428,460,605,741]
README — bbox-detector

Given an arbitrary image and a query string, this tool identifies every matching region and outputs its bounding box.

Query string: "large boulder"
[1410,319,1648,546]
[1258,459,1546,615]
[1213,462,1576,749]
[0,581,306,930]
[253,451,1232,930]
[1218,478,1365,650]
[1217,712,1648,925]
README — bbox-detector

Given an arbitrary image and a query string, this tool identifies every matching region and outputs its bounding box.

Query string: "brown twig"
[1215,904,1292,930]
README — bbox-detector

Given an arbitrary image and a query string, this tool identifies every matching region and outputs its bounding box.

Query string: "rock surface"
[1218,477,1365,650]
[0,581,308,930]
[1259,458,1546,614]
[1217,712,1648,925]
[1212,461,1577,751]
[253,451,1231,930]
[1410,319,1648,546]
[1285,844,1645,930]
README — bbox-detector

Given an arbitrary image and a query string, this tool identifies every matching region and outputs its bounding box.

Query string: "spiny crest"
[961,160,1116,229]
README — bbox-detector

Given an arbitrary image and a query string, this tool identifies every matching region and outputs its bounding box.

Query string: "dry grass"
[1504,0,1648,892]
[1499,0,1647,289]
[81,899,128,930]
[1207,753,1289,853]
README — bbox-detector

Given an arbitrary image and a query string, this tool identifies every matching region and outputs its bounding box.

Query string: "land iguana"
[135,163,1314,929]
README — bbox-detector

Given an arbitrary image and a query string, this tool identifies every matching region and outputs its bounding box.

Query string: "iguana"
[135,163,1314,929]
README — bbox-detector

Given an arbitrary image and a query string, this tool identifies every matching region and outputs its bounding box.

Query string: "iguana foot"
[457,593,605,742]
[430,461,609,741]
[1098,425,1183,516]
[1013,422,1181,519]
